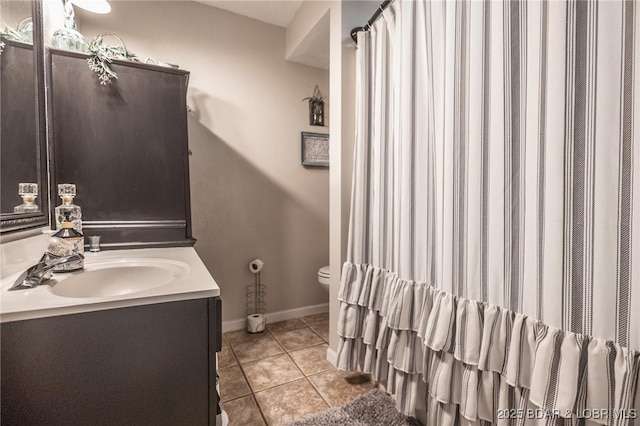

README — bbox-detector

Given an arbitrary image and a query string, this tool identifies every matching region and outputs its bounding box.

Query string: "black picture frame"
[301,132,329,167]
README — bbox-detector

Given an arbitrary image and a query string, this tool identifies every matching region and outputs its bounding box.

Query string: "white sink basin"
[1,244,219,323]
[49,259,190,299]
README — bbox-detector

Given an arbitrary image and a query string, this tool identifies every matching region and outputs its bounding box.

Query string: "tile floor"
[218,312,377,426]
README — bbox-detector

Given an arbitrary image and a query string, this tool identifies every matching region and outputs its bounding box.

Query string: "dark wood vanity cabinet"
[0,297,221,426]
[48,49,194,249]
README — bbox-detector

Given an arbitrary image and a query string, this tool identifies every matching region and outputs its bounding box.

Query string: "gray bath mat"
[287,390,422,426]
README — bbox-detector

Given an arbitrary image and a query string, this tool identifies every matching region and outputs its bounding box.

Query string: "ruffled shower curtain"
[337,0,640,424]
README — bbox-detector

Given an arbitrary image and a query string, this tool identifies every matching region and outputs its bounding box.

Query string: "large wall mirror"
[0,0,49,233]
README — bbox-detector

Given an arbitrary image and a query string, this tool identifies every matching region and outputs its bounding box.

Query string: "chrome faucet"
[9,236,84,291]
[9,253,84,291]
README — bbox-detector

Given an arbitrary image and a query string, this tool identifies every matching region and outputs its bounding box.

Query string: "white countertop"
[0,234,220,323]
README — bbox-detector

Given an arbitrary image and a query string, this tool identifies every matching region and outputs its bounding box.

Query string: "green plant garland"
[86,33,138,85]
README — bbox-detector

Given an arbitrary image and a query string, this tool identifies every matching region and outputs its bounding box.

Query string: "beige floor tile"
[222,316,342,425]
[289,344,333,376]
[272,327,324,351]
[229,332,284,364]
[266,318,307,333]
[309,322,330,343]
[308,369,376,407]
[218,337,238,369]
[223,395,266,426]
[242,353,303,392]
[226,329,262,345]
[219,366,251,402]
[255,378,329,426]
[300,312,329,329]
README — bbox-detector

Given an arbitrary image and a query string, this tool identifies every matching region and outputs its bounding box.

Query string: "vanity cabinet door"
[0,297,220,426]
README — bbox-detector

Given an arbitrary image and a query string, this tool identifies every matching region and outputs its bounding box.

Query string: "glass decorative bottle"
[55,184,82,232]
[52,213,84,272]
[13,183,39,213]
[51,0,87,53]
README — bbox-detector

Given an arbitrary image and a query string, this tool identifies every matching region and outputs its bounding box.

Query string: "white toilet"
[317,265,330,291]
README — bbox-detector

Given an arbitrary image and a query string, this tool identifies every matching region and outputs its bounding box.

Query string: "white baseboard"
[326,347,337,367]
[221,303,329,333]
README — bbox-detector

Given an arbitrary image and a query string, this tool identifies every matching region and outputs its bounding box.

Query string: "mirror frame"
[0,0,49,233]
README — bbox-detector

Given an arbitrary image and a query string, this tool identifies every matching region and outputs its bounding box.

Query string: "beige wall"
[328,1,342,353]
[77,1,330,322]
[1,0,32,30]
[285,0,330,61]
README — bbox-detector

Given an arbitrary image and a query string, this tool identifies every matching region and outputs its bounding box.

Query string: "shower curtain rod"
[350,0,393,43]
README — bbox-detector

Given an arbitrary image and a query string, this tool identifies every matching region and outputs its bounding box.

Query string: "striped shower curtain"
[337,0,640,424]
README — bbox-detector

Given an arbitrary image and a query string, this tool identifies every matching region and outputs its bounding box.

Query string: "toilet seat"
[318,265,330,287]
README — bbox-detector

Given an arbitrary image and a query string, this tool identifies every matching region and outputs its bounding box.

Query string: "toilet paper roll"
[247,314,265,333]
[249,259,264,274]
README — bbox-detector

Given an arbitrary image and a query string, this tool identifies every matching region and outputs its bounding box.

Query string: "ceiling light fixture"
[70,0,111,14]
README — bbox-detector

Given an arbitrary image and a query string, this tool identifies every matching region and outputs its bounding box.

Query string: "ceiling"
[192,0,328,69]
[193,0,304,28]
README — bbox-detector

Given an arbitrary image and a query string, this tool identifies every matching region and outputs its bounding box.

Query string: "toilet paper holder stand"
[246,259,266,333]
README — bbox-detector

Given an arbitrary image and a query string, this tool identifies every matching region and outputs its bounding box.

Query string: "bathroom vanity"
[0,3,221,424]
[0,236,222,426]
